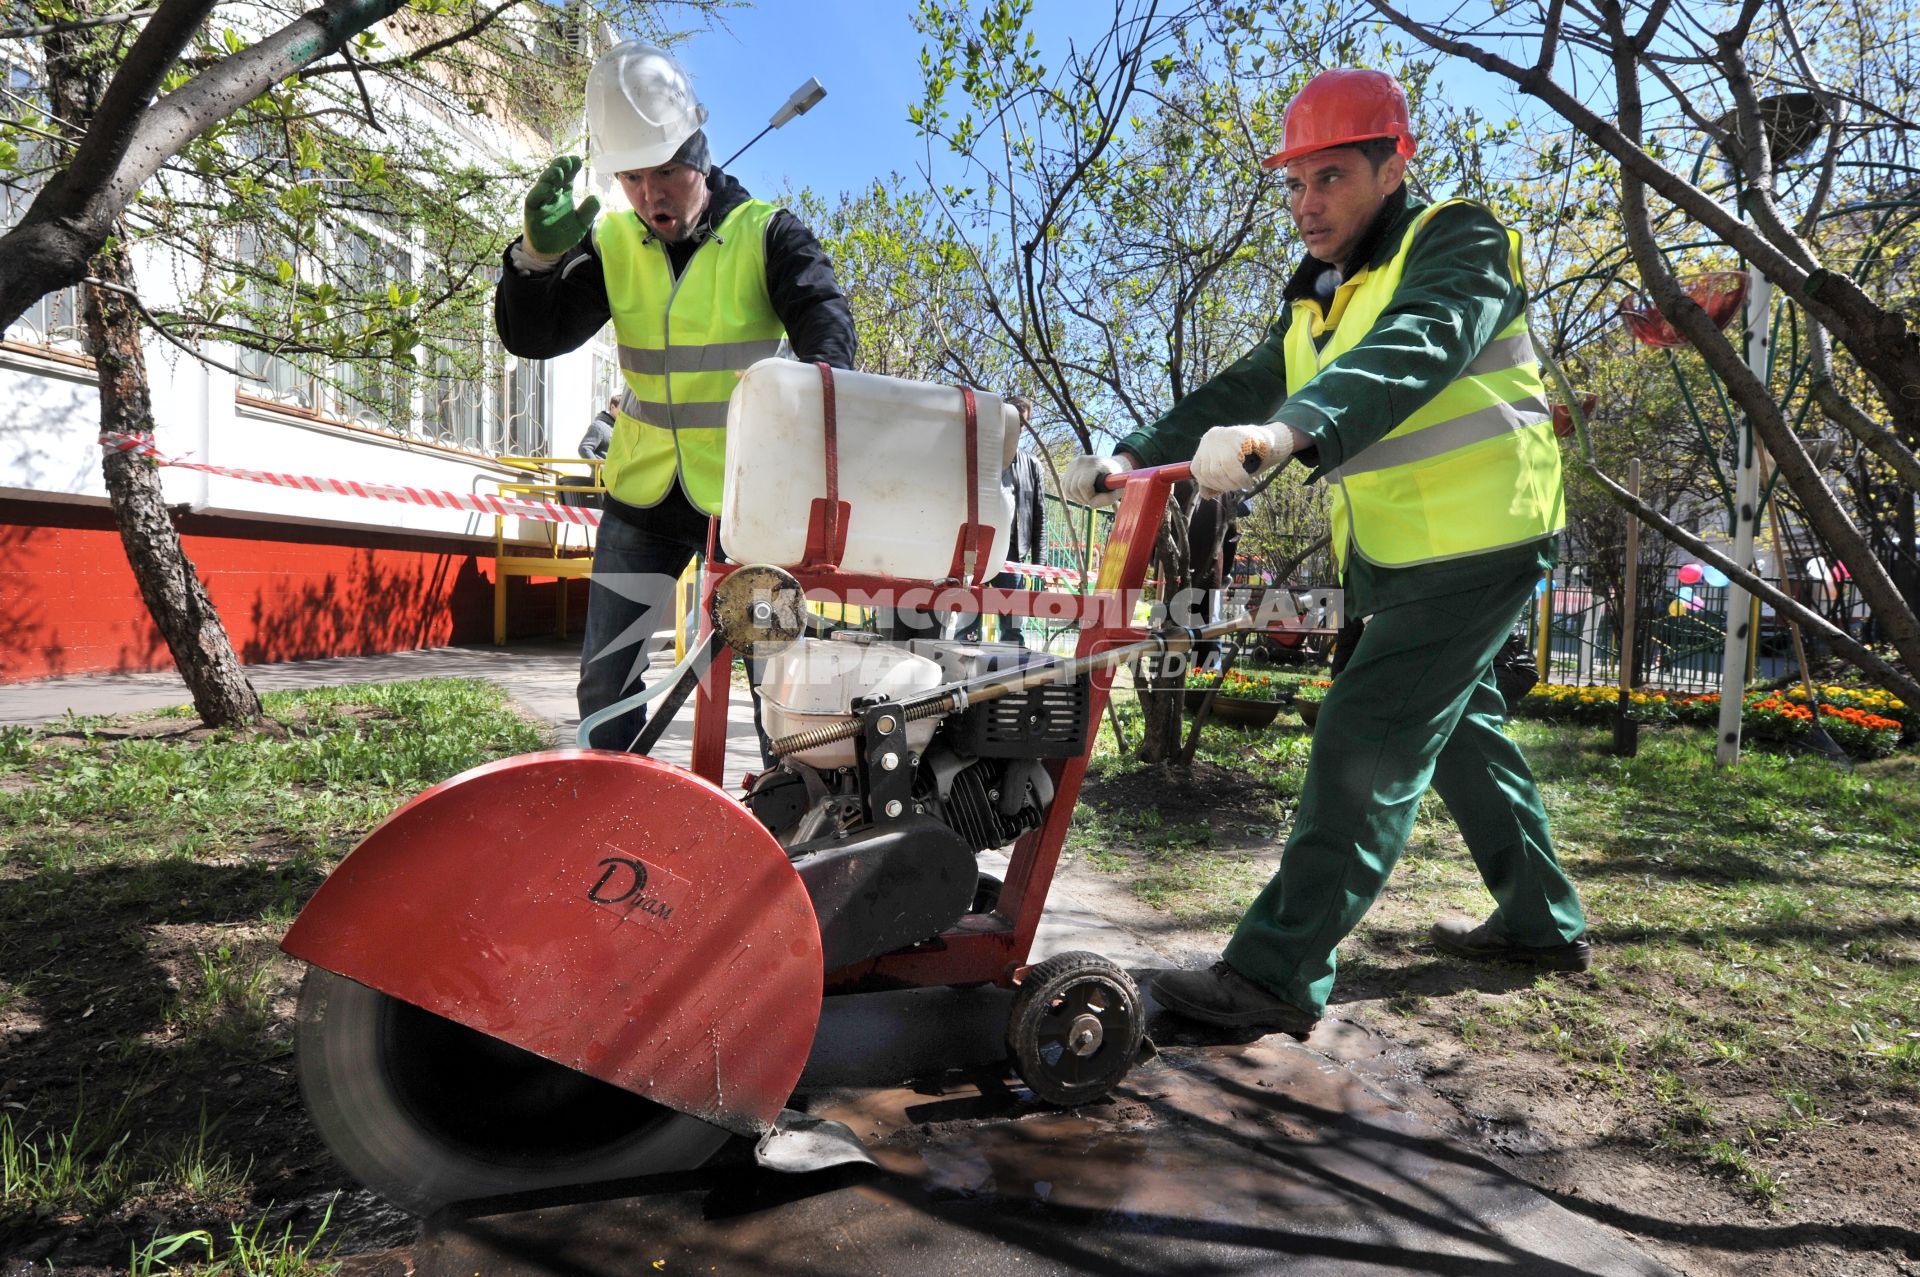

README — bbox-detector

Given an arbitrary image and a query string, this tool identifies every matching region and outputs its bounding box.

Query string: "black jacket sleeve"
[1015,452,1045,563]
[494,207,855,367]
[493,237,613,359]
[764,210,856,370]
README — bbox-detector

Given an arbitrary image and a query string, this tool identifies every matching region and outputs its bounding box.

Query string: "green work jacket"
[1284,198,1563,574]
[1118,194,1561,613]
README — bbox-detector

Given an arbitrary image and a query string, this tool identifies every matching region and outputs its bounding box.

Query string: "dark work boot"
[1151,961,1319,1039]
[1430,916,1593,972]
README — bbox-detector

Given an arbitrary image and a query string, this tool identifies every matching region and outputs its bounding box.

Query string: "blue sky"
[673,1,940,201]
[672,1,1535,205]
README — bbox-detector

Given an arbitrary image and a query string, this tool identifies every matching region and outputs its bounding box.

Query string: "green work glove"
[522,155,600,258]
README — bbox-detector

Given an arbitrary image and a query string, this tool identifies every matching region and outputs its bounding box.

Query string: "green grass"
[0,679,542,1256]
[1075,696,1920,1208]
[3,1096,275,1244]
[1,1105,138,1220]
[1070,698,1303,925]
[131,1198,342,1276]
[1490,722,1920,1091]
[164,941,280,1054]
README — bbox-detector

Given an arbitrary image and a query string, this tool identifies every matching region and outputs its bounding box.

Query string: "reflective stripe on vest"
[596,199,785,514]
[1284,198,1565,571]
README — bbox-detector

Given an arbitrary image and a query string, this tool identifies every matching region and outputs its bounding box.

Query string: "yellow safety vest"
[595,200,785,513]
[1284,199,1565,571]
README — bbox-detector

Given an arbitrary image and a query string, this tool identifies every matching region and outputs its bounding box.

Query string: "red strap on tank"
[801,361,850,568]
[947,384,992,585]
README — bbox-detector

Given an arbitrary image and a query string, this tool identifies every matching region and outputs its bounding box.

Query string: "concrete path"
[5,640,1673,1276]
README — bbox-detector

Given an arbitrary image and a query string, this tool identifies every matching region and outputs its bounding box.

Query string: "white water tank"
[721,360,1018,581]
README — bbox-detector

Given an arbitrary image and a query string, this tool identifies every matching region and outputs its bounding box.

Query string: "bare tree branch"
[1535,0,1566,75]
[337,41,384,132]
[1366,0,1920,438]
[1807,323,1920,489]
[0,6,157,40]
[83,273,241,375]
[300,0,521,77]
[1717,32,1821,274]
[1773,0,1843,236]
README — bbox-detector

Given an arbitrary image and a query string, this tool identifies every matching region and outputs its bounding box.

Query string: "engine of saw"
[740,632,1089,974]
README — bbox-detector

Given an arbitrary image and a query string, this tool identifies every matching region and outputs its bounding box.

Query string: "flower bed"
[1784,683,1915,739]
[1292,677,1333,704]
[1517,682,1905,758]
[1183,668,1307,729]
[1184,668,1298,702]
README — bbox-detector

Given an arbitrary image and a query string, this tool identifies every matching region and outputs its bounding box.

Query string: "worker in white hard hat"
[1064,68,1586,1040]
[496,41,855,751]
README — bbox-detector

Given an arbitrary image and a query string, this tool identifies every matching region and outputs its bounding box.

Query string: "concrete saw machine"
[281,360,1231,1214]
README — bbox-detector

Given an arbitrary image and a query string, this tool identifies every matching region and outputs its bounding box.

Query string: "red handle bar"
[1092,451,1263,492]
[1095,460,1190,492]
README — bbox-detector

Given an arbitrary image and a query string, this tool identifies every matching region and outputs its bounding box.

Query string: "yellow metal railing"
[489,456,603,645]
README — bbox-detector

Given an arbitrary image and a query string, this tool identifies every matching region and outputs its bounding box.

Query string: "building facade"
[1,41,613,685]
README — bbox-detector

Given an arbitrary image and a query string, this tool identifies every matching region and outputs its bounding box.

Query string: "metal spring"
[768,693,958,757]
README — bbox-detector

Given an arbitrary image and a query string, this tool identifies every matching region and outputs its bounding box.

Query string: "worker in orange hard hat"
[1066,68,1586,1039]
[1258,66,1418,169]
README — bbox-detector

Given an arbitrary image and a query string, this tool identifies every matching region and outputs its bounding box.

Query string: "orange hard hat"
[1262,68,1418,170]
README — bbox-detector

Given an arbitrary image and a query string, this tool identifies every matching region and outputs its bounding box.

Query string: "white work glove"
[1191,424,1295,497]
[1064,453,1132,509]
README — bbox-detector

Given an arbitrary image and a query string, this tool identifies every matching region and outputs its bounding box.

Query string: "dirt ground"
[0,866,417,1275]
[1049,763,1920,1277]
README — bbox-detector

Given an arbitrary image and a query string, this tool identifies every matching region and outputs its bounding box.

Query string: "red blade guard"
[282,749,822,1137]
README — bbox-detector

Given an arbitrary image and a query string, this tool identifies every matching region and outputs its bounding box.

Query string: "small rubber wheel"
[971,871,1004,914]
[1006,951,1144,1106]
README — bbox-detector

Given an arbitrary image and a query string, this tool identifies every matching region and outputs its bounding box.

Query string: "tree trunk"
[83,242,262,728]
[46,8,261,728]
[1894,487,1920,615]
[1135,498,1193,765]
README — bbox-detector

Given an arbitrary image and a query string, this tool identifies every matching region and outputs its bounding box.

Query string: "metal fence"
[1520,559,1859,693]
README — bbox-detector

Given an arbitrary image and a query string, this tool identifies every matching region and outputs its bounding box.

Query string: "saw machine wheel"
[296,968,731,1215]
[1006,951,1145,1107]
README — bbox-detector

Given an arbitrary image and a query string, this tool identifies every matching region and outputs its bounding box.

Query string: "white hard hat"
[586,41,709,174]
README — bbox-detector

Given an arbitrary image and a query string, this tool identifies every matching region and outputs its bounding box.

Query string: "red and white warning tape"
[99,431,602,527]
[100,430,1087,584]
[1006,561,1083,586]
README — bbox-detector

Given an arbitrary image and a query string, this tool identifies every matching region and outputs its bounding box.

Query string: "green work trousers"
[1223,564,1587,1015]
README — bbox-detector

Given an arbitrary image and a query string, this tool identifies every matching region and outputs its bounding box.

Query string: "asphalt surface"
[6,639,1674,1276]
[414,991,1670,1276]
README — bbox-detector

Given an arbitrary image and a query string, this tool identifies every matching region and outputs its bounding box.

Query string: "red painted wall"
[0,499,585,682]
